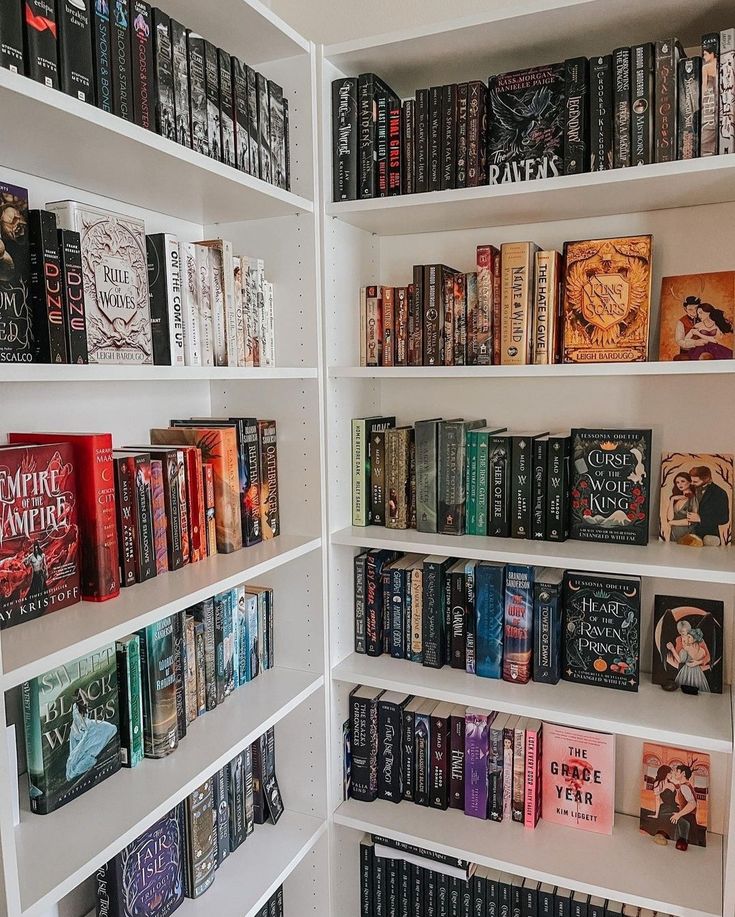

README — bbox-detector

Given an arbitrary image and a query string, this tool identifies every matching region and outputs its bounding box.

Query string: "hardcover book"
[333,77,358,201]
[500,242,538,365]
[92,0,112,112]
[58,0,94,103]
[152,8,175,140]
[350,685,383,802]
[169,19,190,147]
[475,561,504,679]
[612,48,631,168]
[589,55,613,170]
[652,595,723,694]
[678,57,702,160]
[640,743,709,847]
[258,419,280,539]
[658,271,734,362]
[569,428,652,546]
[28,209,65,364]
[533,568,564,684]
[147,233,185,366]
[0,0,24,73]
[111,0,132,120]
[541,723,615,834]
[130,0,153,130]
[0,182,32,363]
[116,634,143,767]
[203,41,220,160]
[487,63,565,183]
[654,40,685,163]
[464,709,489,819]
[503,565,534,684]
[59,229,88,363]
[659,452,732,546]
[23,643,121,813]
[562,235,652,363]
[138,615,179,758]
[378,691,410,802]
[632,43,654,165]
[562,570,641,691]
[563,57,589,174]
[183,780,216,897]
[24,0,59,88]
[47,200,153,364]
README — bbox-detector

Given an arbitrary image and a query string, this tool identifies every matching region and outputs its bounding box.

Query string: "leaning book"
[640,743,709,847]
[23,643,121,814]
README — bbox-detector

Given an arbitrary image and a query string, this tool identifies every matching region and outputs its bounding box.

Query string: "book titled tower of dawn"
[23,643,121,813]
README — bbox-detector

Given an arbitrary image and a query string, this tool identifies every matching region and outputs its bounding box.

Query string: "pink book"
[524,719,542,828]
[541,722,615,835]
[150,460,169,574]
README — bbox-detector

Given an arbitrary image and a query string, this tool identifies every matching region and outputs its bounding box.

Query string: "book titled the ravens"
[563,571,641,691]
[0,182,33,362]
[570,428,651,545]
[23,643,121,813]
[487,63,565,184]
[96,807,184,917]
[562,235,652,363]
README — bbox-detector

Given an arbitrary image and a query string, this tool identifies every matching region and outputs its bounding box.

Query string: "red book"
[8,433,119,602]
[0,442,80,627]
[492,248,502,365]
[160,445,204,563]
[150,459,169,574]
[112,452,137,587]
[382,287,395,367]
[395,287,409,366]
[524,719,542,828]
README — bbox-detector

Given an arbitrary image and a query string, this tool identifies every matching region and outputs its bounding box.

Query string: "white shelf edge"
[16,667,325,916]
[329,361,735,379]
[0,366,319,383]
[332,654,733,754]
[1,535,322,690]
[239,0,312,55]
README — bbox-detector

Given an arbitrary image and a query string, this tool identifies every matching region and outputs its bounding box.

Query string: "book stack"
[21,596,276,813]
[4,0,290,187]
[354,554,641,691]
[332,27,735,200]
[95,733,283,911]
[360,835,663,917]
[0,185,278,367]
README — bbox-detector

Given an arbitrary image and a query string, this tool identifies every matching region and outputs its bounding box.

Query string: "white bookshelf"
[0,2,331,916]
[320,0,735,914]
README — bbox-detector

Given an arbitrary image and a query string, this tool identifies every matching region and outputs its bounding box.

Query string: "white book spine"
[359,286,367,366]
[180,242,201,366]
[219,241,238,367]
[165,235,186,366]
[195,244,215,366]
[720,29,735,155]
[204,246,227,366]
[255,258,265,366]
[233,256,247,367]
[262,279,276,365]
[242,256,261,366]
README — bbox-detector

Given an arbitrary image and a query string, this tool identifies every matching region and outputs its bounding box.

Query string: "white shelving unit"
[320,2,735,916]
[0,2,330,916]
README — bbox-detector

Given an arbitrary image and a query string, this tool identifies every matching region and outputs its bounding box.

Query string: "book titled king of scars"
[96,807,185,917]
[0,443,81,629]
[659,453,733,547]
[562,571,640,691]
[640,743,709,847]
[570,428,652,545]
[562,235,652,363]
[658,271,735,362]
[541,723,615,835]
[47,200,153,364]
[23,643,121,814]
[0,183,33,362]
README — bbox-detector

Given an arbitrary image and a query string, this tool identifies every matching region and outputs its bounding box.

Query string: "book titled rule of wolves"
[23,643,121,813]
[47,200,153,364]
[541,723,615,834]
[0,442,80,628]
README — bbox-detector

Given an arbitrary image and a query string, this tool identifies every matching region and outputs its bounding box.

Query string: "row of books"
[23,593,275,815]
[3,0,290,187]
[360,835,672,917]
[332,29,735,201]
[1,416,280,629]
[96,744,283,913]
[0,184,276,366]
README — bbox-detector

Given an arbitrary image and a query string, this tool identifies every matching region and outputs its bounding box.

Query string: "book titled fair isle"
[47,200,153,364]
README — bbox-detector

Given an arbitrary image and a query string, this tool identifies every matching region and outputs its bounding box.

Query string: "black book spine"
[472,874,486,917]
[563,57,589,174]
[366,552,384,657]
[387,857,399,917]
[403,704,415,801]
[251,734,266,823]
[146,233,172,365]
[214,594,225,704]
[192,598,216,708]
[422,560,445,668]
[590,55,613,170]
[443,569,452,666]
[450,569,466,669]
[245,64,259,176]
[133,453,156,581]
[439,875,449,917]
[382,566,392,655]
[241,418,263,547]
[677,57,701,159]
[58,229,88,364]
[283,96,291,191]
[173,611,187,740]
[424,869,436,917]
[114,456,137,587]
[350,692,379,801]
[409,265,424,366]
[430,710,449,810]
[441,83,457,190]
[110,0,132,120]
[203,40,220,159]
[389,564,405,658]
[612,47,631,168]
[354,552,368,654]
[332,77,358,201]
[631,43,654,165]
[213,765,230,864]
[654,39,680,163]
[219,49,236,168]
[152,8,175,139]
[449,713,465,808]
[226,752,245,851]
[357,73,376,199]
[0,0,24,73]
[24,0,58,88]
[379,700,403,802]
[374,856,387,917]
[29,209,65,364]
[376,92,390,197]
[91,0,112,111]
[256,71,271,182]
[402,99,415,194]
[531,438,548,540]
[488,436,511,537]
[456,82,468,187]
[399,860,411,917]
[428,86,442,191]
[511,436,533,539]
[360,839,374,917]
[371,430,386,525]
[388,98,402,196]
[169,18,190,147]
[545,435,570,542]
[58,0,94,103]
[415,87,429,193]
[232,56,250,172]
[130,0,153,129]
[188,34,208,156]
[412,864,424,915]
[466,80,487,186]
[533,577,562,684]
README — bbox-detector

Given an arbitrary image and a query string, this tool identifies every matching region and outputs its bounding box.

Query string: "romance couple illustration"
[647,762,704,851]
[673,295,733,361]
[664,464,729,546]
[665,618,712,693]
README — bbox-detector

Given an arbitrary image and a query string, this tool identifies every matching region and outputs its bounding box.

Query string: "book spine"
[365,285,382,366]
[132,454,156,581]
[456,82,468,187]
[422,560,445,669]
[360,840,374,917]
[58,0,94,103]
[655,40,679,163]
[184,616,197,722]
[403,705,416,802]
[350,693,379,801]
[531,437,547,540]
[354,553,368,654]
[376,92,390,197]
[214,593,226,704]
[388,564,405,658]
[241,418,263,547]
[179,242,201,366]
[258,419,280,539]
[385,427,412,530]
[475,563,504,680]
[503,565,534,685]
[357,74,376,199]
[187,34,209,156]
[488,436,510,537]
[500,243,533,365]
[409,265,423,364]
[590,55,613,170]
[130,0,153,129]
[511,437,533,539]
[441,83,457,190]
[449,713,465,809]
[218,49,236,167]
[152,9,175,140]
[379,700,403,801]
[430,709,449,810]
[388,98,402,196]
[139,617,178,758]
[415,88,429,193]
[467,81,487,186]
[524,725,541,828]
[58,229,88,364]
[631,43,654,164]
[0,1,24,73]
[365,552,384,657]
[474,245,495,366]
[720,29,735,154]
[532,250,561,366]
[24,0,59,88]
[450,568,466,669]
[395,286,409,365]
[545,435,570,542]
[91,0,112,111]
[116,637,143,767]
[113,456,137,586]
[382,286,395,367]
[464,711,488,818]
[678,57,701,159]
[110,0,132,120]
[231,56,248,170]
[563,57,589,174]
[488,718,504,821]
[465,562,476,675]
[533,578,561,684]
[612,48,631,168]
[466,430,477,535]
[453,272,467,366]
[428,85,442,192]
[402,99,415,194]
[29,209,65,364]
[173,611,187,740]
[332,77,358,201]
[439,420,467,535]
[502,721,514,821]
[410,567,423,664]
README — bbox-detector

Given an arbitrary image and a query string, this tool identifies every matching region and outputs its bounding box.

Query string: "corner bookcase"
[319,3,735,916]
[0,2,330,916]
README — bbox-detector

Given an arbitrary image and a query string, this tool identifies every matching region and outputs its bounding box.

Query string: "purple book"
[464,709,490,818]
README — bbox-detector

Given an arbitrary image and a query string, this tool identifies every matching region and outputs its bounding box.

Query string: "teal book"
[466,431,479,535]
[475,562,505,679]
[116,635,144,768]
[23,643,121,814]
[138,615,179,759]
[219,591,235,698]
[214,591,226,704]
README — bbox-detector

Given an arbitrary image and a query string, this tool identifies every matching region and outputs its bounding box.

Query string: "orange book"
[640,743,709,847]
[658,271,734,362]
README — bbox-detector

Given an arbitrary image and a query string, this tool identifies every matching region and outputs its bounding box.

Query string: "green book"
[466,430,478,535]
[476,431,490,535]
[138,615,179,759]
[116,635,144,768]
[23,644,121,814]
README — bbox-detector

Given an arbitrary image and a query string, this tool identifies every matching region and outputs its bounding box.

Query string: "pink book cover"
[541,722,615,835]
[524,720,542,829]
[150,460,169,575]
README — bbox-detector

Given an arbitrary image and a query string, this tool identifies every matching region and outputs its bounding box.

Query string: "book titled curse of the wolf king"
[23,643,121,813]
